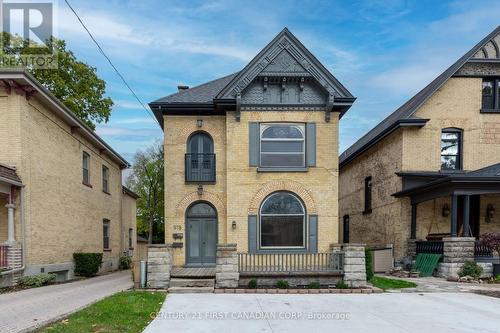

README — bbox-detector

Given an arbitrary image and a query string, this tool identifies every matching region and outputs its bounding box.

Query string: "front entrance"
[185,202,217,266]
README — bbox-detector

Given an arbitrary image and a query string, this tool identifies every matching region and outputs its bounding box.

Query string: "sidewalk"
[0,270,133,333]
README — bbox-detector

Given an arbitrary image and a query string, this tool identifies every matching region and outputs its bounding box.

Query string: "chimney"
[177,85,189,92]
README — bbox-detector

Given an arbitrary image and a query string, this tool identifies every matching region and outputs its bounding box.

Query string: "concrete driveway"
[0,270,132,333]
[144,292,500,333]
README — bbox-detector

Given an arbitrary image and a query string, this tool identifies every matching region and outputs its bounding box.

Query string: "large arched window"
[259,191,305,249]
[186,132,215,182]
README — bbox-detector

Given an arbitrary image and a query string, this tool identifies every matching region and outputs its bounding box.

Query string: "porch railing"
[416,241,444,255]
[0,245,8,268]
[474,242,493,258]
[237,252,344,274]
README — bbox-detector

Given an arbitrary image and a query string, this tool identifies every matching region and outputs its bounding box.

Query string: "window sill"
[103,248,112,252]
[255,248,309,253]
[362,209,372,215]
[102,190,111,195]
[257,167,308,173]
[480,108,500,113]
[82,182,93,188]
[129,247,134,250]
[185,180,216,184]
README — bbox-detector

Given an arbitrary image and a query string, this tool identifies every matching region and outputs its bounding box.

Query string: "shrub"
[276,280,289,289]
[119,256,132,270]
[308,281,321,289]
[247,279,257,289]
[365,249,374,281]
[19,273,56,288]
[458,261,483,279]
[495,274,500,283]
[73,253,103,277]
[335,281,349,289]
[481,233,500,257]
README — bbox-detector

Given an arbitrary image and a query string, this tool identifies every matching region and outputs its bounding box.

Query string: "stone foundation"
[215,244,239,288]
[146,244,172,289]
[342,243,367,288]
[239,274,341,287]
[407,239,417,259]
[437,237,475,279]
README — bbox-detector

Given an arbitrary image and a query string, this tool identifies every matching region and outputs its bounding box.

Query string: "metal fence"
[416,241,444,255]
[475,242,493,257]
[238,252,344,274]
[0,245,8,268]
[185,153,216,182]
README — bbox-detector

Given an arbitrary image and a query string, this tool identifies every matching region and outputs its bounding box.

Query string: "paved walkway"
[144,293,500,333]
[0,270,133,333]
[381,275,500,293]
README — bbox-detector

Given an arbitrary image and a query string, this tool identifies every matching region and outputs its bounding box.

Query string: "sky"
[46,0,500,164]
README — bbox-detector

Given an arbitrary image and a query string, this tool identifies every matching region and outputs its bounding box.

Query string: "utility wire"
[64,0,157,122]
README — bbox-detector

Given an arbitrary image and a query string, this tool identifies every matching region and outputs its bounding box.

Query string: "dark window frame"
[102,165,109,193]
[481,78,500,112]
[103,219,110,250]
[82,152,91,186]
[258,191,306,250]
[363,176,372,214]
[128,228,133,249]
[441,128,463,171]
[259,123,306,168]
[185,131,216,183]
[343,215,350,243]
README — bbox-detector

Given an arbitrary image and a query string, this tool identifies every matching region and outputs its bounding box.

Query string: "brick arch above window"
[175,122,225,146]
[248,180,317,215]
[175,191,226,218]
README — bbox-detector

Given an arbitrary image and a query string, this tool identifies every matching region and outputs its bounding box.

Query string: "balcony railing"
[0,245,8,268]
[416,241,444,255]
[185,153,216,183]
[475,242,493,258]
[238,252,344,274]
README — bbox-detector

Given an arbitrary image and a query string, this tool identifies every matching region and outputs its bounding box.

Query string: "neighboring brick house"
[0,70,138,286]
[339,26,500,275]
[150,28,355,270]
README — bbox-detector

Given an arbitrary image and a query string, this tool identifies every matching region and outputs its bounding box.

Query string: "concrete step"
[170,278,215,288]
[168,286,214,294]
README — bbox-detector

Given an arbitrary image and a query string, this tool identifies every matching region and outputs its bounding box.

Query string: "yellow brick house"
[339,26,500,277]
[0,70,138,286]
[150,28,355,279]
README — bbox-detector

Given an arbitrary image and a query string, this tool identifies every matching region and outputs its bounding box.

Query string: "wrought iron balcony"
[185,153,216,183]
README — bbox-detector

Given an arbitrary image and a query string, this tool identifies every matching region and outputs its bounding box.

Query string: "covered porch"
[395,163,500,263]
[0,164,23,285]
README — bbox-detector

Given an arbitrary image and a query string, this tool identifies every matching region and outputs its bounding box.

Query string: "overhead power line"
[64,0,157,122]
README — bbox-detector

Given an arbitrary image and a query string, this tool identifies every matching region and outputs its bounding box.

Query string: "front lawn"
[38,291,166,333]
[370,276,417,291]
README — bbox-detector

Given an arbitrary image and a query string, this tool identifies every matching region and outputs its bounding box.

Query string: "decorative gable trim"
[216,28,354,101]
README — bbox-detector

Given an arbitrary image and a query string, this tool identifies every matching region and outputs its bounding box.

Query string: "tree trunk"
[148,215,154,244]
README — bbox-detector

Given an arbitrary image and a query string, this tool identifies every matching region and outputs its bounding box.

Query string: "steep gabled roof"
[216,27,354,100]
[340,25,500,169]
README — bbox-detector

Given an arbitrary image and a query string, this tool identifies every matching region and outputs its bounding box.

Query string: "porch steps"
[168,278,215,293]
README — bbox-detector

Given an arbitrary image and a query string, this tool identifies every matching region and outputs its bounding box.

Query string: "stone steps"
[168,286,214,293]
[170,278,215,288]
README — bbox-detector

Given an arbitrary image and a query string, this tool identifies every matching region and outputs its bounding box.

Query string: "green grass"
[370,276,417,291]
[38,291,166,333]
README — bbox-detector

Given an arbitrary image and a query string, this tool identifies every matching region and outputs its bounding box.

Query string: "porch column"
[5,203,16,243]
[450,195,458,237]
[410,203,417,239]
[463,195,470,237]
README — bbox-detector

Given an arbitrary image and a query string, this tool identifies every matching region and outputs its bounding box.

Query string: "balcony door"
[186,202,217,266]
[186,132,214,182]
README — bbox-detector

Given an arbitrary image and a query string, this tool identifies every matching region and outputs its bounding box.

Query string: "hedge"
[73,253,103,277]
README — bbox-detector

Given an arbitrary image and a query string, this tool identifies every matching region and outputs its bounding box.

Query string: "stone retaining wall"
[437,237,475,279]
[342,243,367,288]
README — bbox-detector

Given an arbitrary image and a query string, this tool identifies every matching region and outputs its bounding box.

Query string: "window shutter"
[248,215,257,253]
[306,123,316,166]
[308,215,318,253]
[249,123,260,166]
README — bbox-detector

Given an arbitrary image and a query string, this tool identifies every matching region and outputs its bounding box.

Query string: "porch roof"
[0,164,22,186]
[393,163,500,204]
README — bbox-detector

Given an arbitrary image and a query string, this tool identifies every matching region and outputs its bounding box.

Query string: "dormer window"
[482,78,500,111]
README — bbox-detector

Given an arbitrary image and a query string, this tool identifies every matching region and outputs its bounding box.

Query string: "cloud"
[95,126,160,139]
[113,117,156,125]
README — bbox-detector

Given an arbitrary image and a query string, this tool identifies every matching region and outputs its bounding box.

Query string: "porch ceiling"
[393,163,500,204]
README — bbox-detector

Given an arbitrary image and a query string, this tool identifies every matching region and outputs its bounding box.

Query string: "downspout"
[1,185,26,276]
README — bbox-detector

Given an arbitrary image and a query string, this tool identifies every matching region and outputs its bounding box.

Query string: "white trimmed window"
[102,165,109,193]
[82,152,90,185]
[103,219,110,250]
[259,123,305,168]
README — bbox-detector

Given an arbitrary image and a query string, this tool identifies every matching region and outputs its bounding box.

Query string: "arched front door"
[186,202,217,266]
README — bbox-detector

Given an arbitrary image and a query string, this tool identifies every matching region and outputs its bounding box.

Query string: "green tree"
[1,33,113,129]
[126,141,164,244]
